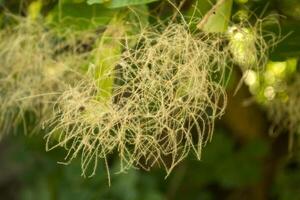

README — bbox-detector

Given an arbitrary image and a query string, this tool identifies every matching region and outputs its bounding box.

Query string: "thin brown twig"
[171,0,188,21]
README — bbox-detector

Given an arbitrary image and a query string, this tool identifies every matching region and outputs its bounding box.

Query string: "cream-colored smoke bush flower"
[0,15,93,138]
[45,22,229,182]
[228,15,278,71]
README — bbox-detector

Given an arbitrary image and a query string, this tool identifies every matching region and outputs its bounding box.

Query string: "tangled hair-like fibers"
[268,75,300,150]
[45,22,229,182]
[0,16,92,138]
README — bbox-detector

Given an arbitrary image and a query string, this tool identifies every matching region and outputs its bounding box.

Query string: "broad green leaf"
[87,0,159,8]
[46,2,116,31]
[87,0,110,4]
[91,6,149,100]
[27,0,42,20]
[187,0,213,18]
[186,0,212,30]
[197,0,233,33]
[93,13,125,100]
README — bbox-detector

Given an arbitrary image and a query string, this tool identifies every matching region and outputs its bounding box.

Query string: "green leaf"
[87,0,159,8]
[198,0,233,33]
[46,2,116,31]
[87,0,110,4]
[92,13,125,101]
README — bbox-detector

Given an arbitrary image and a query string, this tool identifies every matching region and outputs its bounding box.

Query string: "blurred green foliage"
[1,0,300,199]
[87,0,159,8]
[1,129,271,200]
